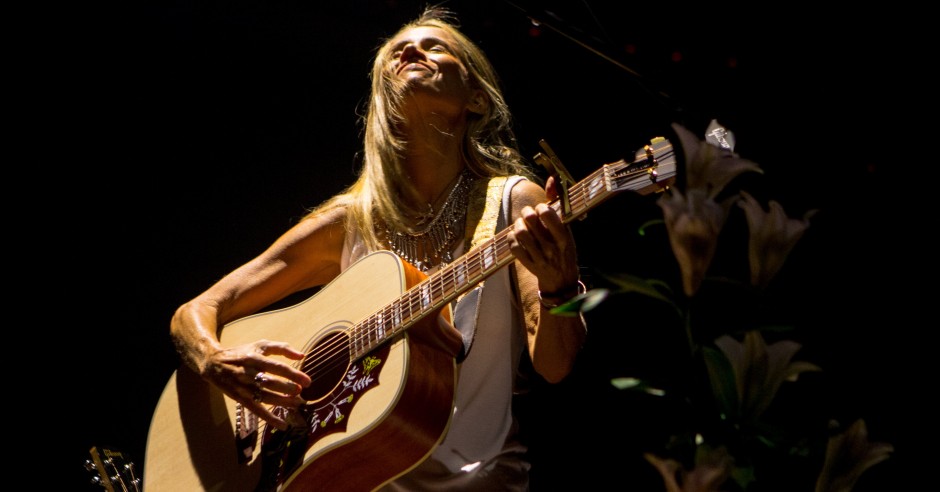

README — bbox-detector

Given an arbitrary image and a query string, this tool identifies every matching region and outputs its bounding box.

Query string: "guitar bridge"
[234,403,259,464]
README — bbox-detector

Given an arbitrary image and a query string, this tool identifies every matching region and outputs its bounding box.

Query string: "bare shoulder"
[271,205,348,256]
[508,178,547,218]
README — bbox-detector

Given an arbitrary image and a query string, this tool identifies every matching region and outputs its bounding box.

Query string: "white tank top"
[343,176,531,491]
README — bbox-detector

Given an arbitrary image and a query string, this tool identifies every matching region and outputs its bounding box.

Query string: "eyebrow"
[388,35,452,51]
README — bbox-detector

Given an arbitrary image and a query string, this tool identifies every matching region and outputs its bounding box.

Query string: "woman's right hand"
[202,339,312,430]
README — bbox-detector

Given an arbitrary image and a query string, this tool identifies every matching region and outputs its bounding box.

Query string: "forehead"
[388,26,460,49]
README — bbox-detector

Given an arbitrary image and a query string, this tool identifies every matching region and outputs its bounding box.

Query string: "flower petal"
[670,122,762,198]
[739,191,816,289]
[658,188,729,296]
[815,419,894,492]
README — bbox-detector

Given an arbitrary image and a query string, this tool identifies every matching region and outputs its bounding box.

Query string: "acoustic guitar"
[143,137,677,491]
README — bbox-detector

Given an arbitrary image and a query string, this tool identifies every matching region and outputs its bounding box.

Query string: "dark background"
[43,0,925,489]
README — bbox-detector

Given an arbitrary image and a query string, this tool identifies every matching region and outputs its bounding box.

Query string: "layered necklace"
[386,169,474,273]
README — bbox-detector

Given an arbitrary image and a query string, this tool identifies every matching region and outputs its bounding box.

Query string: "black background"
[39,1,926,489]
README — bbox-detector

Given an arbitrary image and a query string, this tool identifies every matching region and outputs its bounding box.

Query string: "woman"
[169,7,586,490]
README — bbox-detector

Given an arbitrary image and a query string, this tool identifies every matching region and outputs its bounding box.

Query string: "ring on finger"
[254,371,267,388]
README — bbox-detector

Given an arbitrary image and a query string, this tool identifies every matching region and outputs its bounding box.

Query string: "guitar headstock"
[85,446,141,492]
[605,136,677,195]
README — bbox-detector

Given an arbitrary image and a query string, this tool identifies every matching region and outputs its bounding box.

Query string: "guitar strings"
[292,140,676,386]
[295,168,603,384]
[295,235,511,376]
[250,148,670,441]
[294,156,655,383]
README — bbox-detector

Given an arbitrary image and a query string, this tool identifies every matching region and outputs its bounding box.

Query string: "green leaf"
[638,218,666,237]
[547,288,609,316]
[601,272,675,305]
[610,377,666,397]
[703,345,739,421]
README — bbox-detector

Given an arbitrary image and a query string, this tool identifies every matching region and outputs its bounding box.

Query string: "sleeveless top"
[341,176,531,491]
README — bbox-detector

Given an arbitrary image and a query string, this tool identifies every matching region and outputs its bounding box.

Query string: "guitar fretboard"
[350,138,676,359]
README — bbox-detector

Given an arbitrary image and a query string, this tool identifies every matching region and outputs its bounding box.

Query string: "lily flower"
[658,188,730,297]
[644,443,735,492]
[659,123,763,297]
[738,191,817,289]
[815,419,894,492]
[670,122,763,199]
[709,330,821,423]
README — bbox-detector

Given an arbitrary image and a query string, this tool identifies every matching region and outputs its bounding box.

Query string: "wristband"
[538,280,586,309]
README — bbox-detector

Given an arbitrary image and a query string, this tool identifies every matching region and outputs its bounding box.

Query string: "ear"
[467,89,487,115]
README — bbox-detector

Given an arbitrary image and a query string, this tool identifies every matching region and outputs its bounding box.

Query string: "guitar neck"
[350,137,676,359]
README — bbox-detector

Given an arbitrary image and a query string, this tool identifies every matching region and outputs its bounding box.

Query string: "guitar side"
[143,251,460,491]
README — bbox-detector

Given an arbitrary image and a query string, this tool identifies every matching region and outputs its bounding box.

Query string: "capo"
[533,139,578,219]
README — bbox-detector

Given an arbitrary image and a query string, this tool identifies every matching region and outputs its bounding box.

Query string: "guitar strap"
[452,175,510,360]
[465,175,509,252]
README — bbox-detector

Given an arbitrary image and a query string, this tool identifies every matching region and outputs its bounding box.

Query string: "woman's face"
[385,26,478,115]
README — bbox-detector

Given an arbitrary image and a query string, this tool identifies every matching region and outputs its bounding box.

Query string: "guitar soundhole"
[300,331,350,403]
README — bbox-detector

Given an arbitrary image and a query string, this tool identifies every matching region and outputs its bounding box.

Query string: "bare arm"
[170,206,348,429]
[507,176,586,383]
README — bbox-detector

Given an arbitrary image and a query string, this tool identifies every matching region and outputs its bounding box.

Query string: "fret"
[585,170,607,203]
[453,259,467,290]
[481,238,496,269]
[403,290,417,325]
[419,281,432,310]
[433,271,447,307]
[466,248,480,283]
[375,309,386,341]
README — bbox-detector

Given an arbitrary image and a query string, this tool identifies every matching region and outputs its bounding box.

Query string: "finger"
[518,208,552,259]
[256,389,306,409]
[544,175,559,201]
[528,204,570,255]
[509,219,539,263]
[253,370,305,397]
[257,340,307,360]
[530,204,563,244]
[245,395,295,431]
[529,201,576,265]
[251,341,312,387]
[243,374,305,431]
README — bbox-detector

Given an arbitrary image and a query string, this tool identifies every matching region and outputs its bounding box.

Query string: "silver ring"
[252,372,266,402]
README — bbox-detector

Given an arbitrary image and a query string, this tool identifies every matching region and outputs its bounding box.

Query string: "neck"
[395,99,471,209]
[401,140,466,209]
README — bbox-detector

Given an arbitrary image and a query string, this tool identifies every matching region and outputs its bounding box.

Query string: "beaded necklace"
[386,169,474,273]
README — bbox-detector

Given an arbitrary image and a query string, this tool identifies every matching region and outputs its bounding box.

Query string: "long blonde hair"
[306,7,534,252]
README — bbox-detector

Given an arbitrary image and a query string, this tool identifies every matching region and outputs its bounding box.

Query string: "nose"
[399,43,425,63]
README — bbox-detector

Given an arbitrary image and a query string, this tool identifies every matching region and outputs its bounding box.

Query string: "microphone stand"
[502,0,688,123]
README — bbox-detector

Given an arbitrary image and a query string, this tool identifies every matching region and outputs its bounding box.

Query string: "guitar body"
[144,251,461,492]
